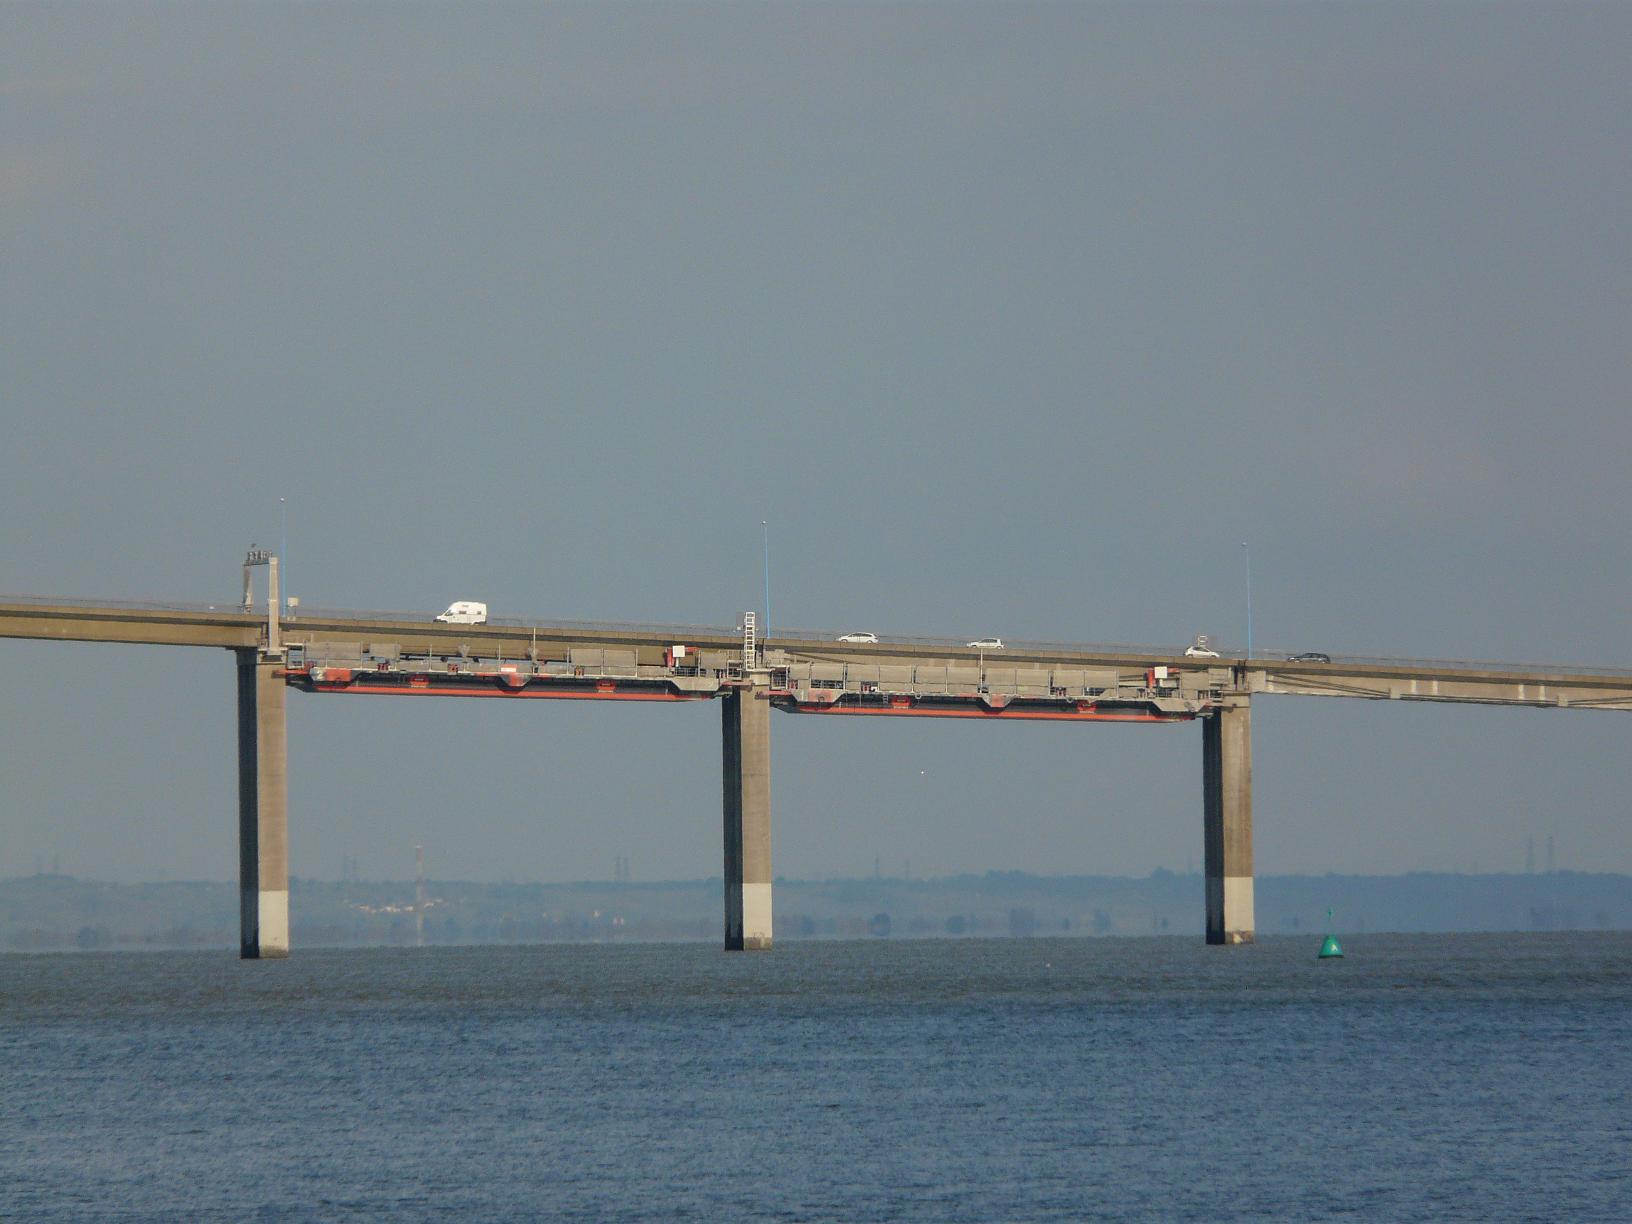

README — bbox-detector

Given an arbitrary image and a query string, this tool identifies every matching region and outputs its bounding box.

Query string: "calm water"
[3,934,1629,1221]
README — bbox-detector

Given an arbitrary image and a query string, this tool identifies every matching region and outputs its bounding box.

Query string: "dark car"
[1287,651,1331,663]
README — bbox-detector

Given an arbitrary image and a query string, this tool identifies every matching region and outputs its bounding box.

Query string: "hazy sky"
[3,2,1628,886]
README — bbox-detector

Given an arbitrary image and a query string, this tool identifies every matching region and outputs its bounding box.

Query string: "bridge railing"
[1246,646,1632,678]
[288,605,742,643]
[776,626,1632,678]
[771,626,1184,657]
[0,593,250,614]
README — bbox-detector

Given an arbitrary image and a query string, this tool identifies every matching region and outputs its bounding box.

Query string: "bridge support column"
[236,649,289,959]
[1203,699,1254,945]
[722,682,772,950]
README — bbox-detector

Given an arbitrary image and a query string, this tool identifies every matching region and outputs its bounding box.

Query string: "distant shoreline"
[4,870,1627,952]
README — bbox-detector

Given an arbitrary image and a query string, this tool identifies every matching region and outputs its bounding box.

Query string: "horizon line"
[4,867,1620,888]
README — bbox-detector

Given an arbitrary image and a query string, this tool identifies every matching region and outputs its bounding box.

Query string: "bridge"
[5,571,1631,959]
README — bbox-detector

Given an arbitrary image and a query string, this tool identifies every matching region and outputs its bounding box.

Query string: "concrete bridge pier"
[236,649,289,958]
[1202,699,1254,945]
[722,680,772,950]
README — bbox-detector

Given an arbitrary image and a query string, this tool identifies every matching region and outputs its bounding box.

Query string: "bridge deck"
[4,598,1631,711]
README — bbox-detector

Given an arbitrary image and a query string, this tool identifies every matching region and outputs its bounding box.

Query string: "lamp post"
[762,519,771,642]
[1242,541,1253,661]
[280,497,288,613]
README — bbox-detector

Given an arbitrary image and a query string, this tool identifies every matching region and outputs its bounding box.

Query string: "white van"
[435,601,488,625]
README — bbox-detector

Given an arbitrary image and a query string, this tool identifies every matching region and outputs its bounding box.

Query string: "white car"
[967,638,1005,650]
[1184,634,1220,658]
[435,600,488,625]
[837,632,879,644]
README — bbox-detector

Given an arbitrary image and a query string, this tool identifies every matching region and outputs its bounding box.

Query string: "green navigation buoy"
[1318,908,1344,959]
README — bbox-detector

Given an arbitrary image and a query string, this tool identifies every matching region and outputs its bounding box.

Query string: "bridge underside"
[290,666,717,703]
[772,695,1194,722]
[289,667,1199,723]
